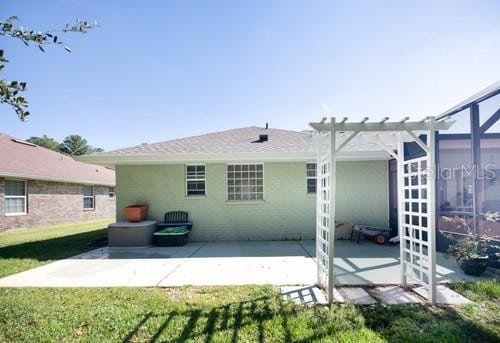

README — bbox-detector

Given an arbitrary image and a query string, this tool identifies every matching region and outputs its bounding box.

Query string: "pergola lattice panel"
[401,156,432,285]
[316,152,332,290]
[311,116,452,304]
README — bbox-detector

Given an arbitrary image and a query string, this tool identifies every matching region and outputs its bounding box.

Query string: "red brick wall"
[0,178,115,230]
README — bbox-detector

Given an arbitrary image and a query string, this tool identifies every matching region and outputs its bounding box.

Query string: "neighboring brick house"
[0,134,115,230]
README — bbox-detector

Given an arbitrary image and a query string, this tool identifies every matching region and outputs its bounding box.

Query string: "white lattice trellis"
[398,131,437,303]
[310,116,450,304]
[314,123,337,302]
[401,157,432,284]
[316,153,331,289]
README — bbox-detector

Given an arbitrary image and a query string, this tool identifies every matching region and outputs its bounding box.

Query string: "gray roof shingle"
[91,127,314,157]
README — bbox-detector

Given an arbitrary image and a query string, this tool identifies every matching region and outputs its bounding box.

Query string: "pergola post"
[397,133,408,288]
[328,117,336,303]
[427,120,437,304]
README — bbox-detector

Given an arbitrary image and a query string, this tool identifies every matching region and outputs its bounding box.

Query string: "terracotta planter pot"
[123,204,149,222]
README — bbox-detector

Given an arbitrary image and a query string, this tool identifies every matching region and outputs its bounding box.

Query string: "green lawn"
[0,219,112,278]
[0,283,499,342]
[0,221,499,342]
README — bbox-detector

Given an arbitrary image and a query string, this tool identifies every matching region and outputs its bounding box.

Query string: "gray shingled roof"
[93,127,314,157]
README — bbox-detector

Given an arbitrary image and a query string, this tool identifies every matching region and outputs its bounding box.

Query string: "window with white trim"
[227,164,264,201]
[306,163,317,193]
[186,165,206,196]
[108,187,115,198]
[5,180,27,215]
[83,185,94,209]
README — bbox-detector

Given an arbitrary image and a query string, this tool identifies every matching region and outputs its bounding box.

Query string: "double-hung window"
[186,165,206,196]
[306,163,317,193]
[108,187,115,198]
[83,185,94,209]
[5,180,27,215]
[227,164,264,201]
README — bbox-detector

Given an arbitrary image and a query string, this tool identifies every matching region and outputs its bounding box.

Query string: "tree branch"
[0,16,98,120]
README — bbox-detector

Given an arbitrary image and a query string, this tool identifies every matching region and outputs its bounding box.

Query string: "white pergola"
[309,116,454,304]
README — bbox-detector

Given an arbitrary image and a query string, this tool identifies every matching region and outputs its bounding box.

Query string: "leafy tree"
[58,134,103,156]
[1,16,98,120]
[26,135,60,152]
[92,146,104,153]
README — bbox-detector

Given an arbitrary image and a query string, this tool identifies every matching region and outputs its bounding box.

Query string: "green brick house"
[80,127,389,241]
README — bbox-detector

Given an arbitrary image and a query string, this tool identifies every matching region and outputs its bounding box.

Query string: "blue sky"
[1,0,500,150]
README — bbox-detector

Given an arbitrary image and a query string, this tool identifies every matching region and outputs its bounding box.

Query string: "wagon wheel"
[376,235,386,245]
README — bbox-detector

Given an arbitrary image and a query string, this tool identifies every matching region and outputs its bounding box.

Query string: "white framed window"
[227,164,264,201]
[4,180,27,215]
[306,163,317,193]
[186,164,206,196]
[83,185,94,209]
[108,187,115,198]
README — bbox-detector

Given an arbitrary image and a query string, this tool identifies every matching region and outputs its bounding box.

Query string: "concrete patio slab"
[159,241,316,286]
[191,241,311,258]
[336,287,377,305]
[413,285,472,305]
[280,285,327,305]
[369,286,422,304]
[0,259,179,287]
[0,240,496,288]
[0,243,205,287]
[300,240,498,285]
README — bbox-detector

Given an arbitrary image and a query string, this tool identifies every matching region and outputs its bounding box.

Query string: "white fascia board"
[78,152,314,165]
[78,151,392,166]
[0,172,115,186]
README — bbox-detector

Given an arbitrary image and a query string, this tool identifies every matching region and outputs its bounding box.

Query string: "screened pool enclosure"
[435,82,500,243]
[310,117,454,304]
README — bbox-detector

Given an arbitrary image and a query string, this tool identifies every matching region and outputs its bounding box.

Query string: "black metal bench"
[157,211,193,230]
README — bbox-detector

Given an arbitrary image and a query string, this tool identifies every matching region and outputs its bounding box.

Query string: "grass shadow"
[151,312,177,343]
[122,311,153,343]
[122,292,499,342]
[0,228,107,262]
[361,303,500,343]
[121,295,288,342]
[204,308,218,343]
